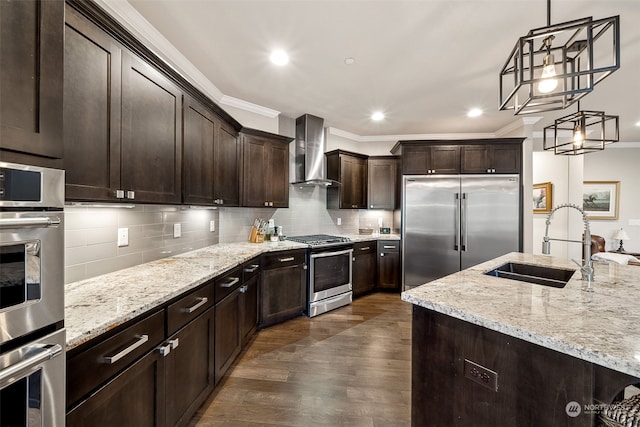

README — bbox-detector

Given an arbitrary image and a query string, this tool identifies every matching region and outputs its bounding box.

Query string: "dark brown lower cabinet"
[260,250,307,328]
[215,288,241,383]
[67,349,166,427]
[412,307,599,427]
[377,240,400,291]
[352,241,376,297]
[240,272,259,346]
[165,308,215,427]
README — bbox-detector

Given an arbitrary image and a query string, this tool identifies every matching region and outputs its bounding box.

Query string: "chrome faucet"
[542,203,594,283]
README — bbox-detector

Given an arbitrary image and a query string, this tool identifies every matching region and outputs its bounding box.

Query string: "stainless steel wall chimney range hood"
[292,114,339,186]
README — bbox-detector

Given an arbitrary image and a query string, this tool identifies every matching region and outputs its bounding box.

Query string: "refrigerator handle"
[461,193,468,251]
[454,193,460,251]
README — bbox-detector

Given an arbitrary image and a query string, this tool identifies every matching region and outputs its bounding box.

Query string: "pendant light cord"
[546,0,551,26]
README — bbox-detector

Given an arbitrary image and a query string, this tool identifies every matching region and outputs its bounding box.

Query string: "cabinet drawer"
[167,281,215,335]
[214,266,242,303]
[378,240,400,253]
[242,257,261,282]
[262,250,306,270]
[353,241,376,256]
[67,309,164,408]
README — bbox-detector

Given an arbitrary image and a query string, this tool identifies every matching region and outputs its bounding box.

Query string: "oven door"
[0,329,65,427]
[0,212,64,344]
[309,247,353,303]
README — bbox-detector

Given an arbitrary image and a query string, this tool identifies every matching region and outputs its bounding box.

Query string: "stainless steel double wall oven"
[0,162,66,427]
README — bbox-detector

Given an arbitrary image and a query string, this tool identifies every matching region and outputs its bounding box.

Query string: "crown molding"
[220,96,280,118]
[327,127,495,143]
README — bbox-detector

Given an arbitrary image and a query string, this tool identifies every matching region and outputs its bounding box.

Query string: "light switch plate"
[117,228,129,247]
[173,223,181,238]
[209,220,215,232]
[337,218,342,225]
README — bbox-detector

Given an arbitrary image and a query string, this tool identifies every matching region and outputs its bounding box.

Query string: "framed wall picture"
[533,182,552,213]
[582,181,620,219]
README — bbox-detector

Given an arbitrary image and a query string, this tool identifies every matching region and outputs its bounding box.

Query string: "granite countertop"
[65,240,307,350]
[341,233,401,242]
[401,252,640,378]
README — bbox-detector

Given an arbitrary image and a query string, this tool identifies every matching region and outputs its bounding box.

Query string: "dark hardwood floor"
[189,292,412,427]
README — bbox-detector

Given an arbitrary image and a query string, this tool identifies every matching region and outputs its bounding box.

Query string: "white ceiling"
[125,0,640,142]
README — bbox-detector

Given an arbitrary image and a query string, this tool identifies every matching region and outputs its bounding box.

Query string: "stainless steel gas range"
[287,234,353,317]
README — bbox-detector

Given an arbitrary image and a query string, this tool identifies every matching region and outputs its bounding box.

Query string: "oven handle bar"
[0,344,63,386]
[0,217,61,229]
[310,248,354,259]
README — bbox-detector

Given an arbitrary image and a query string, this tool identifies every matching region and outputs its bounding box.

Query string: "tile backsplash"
[64,205,219,284]
[64,186,400,284]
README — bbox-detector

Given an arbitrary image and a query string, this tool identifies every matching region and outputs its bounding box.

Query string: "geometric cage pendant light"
[499,0,620,115]
[543,103,619,155]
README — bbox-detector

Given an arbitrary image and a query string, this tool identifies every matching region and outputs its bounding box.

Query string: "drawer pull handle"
[360,247,370,251]
[182,297,208,313]
[383,245,396,249]
[239,285,248,293]
[279,257,295,262]
[102,335,149,364]
[168,338,179,350]
[220,278,239,288]
[244,265,259,273]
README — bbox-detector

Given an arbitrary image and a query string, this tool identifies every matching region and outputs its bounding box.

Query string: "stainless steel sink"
[485,262,576,288]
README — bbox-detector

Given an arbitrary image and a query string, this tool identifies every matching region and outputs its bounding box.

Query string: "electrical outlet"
[117,228,129,247]
[337,218,342,225]
[209,220,215,232]
[173,223,181,238]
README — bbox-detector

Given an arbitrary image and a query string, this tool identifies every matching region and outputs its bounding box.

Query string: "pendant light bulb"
[538,53,558,94]
[573,122,584,148]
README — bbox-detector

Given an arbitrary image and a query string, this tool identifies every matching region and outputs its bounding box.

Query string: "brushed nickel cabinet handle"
[244,264,259,273]
[102,335,149,364]
[220,278,239,288]
[279,257,295,262]
[383,245,396,249]
[181,297,209,313]
[360,247,370,251]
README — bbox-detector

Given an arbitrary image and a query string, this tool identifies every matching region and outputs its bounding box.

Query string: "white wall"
[583,148,640,253]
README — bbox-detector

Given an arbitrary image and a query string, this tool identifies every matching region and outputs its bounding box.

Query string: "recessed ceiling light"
[467,108,483,118]
[371,112,384,121]
[270,49,289,66]
[635,120,640,127]
[344,57,355,65]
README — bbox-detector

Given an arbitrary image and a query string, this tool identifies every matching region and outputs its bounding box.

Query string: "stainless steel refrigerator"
[402,174,521,291]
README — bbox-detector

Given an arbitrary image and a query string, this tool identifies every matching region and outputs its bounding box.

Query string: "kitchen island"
[401,252,640,427]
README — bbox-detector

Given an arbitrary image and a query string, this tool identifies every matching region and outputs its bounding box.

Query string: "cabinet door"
[213,122,240,206]
[402,146,429,175]
[241,135,268,207]
[165,307,215,427]
[340,155,367,209]
[67,349,166,427]
[240,274,259,346]
[183,96,216,205]
[267,141,290,208]
[0,0,63,159]
[491,144,521,173]
[260,264,306,327]
[461,145,490,173]
[378,241,400,291]
[430,146,460,174]
[368,158,397,209]
[352,242,377,297]
[63,6,122,201]
[215,290,241,383]
[121,53,182,204]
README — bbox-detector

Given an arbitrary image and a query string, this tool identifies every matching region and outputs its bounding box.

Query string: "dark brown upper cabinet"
[367,156,399,210]
[0,0,64,164]
[401,145,461,175]
[326,150,368,209]
[183,95,240,206]
[241,130,292,208]
[461,143,522,174]
[64,6,182,204]
[63,6,122,201]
